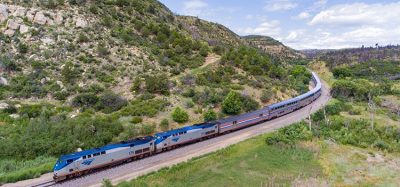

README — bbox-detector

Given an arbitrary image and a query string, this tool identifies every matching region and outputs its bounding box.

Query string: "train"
[53,71,322,182]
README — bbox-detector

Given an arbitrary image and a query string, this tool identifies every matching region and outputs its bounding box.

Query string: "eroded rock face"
[0,4,8,23]
[33,11,47,25]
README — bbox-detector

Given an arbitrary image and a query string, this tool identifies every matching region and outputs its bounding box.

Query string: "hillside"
[0,0,314,183]
[244,35,305,59]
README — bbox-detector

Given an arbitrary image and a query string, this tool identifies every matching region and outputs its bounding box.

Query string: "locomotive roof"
[59,136,154,160]
[154,122,217,137]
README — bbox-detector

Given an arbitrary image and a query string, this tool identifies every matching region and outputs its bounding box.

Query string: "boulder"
[33,11,47,25]
[19,24,29,34]
[6,17,22,30]
[41,37,55,45]
[0,76,8,85]
[26,9,36,22]
[0,103,9,109]
[75,17,87,28]
[3,29,15,37]
[54,13,63,25]
[9,114,20,119]
[46,18,54,26]
[12,7,25,17]
[0,4,8,23]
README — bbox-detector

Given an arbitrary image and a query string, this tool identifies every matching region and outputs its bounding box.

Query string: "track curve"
[4,77,330,187]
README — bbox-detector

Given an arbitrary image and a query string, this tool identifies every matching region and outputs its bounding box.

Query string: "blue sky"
[159,0,400,49]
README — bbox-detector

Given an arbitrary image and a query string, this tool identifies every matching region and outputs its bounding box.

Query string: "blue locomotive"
[53,71,322,181]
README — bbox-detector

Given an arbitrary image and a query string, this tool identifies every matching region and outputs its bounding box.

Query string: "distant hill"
[303,45,400,68]
[243,35,305,59]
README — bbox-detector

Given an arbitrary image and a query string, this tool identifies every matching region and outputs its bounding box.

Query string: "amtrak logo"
[172,137,180,142]
[82,158,94,166]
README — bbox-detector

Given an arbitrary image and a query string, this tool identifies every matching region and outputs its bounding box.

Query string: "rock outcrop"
[0,4,8,23]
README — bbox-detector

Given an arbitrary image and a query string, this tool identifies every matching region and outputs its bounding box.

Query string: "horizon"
[160,0,400,50]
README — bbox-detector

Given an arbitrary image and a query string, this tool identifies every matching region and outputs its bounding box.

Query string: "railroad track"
[30,180,56,187]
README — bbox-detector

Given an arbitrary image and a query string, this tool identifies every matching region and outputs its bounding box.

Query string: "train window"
[69,169,73,172]
[130,144,135,147]
[67,159,73,164]
[135,150,142,154]
[101,151,106,155]
[83,156,86,159]
[88,155,91,158]
[150,143,153,146]
[259,114,263,117]
[93,153,100,156]
[143,148,150,152]
[233,121,237,124]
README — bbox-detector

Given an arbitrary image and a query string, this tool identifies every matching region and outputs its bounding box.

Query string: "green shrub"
[77,33,90,43]
[241,96,259,112]
[131,116,143,124]
[18,43,28,54]
[96,92,127,113]
[332,67,353,78]
[222,91,242,115]
[145,74,170,95]
[171,107,189,123]
[260,89,273,103]
[159,119,169,131]
[140,124,155,135]
[72,93,99,108]
[203,109,217,122]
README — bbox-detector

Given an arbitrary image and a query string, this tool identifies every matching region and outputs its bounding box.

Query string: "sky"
[159,0,400,50]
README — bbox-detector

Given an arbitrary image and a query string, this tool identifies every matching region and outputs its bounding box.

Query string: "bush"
[160,119,169,131]
[97,42,110,57]
[171,107,189,123]
[260,89,273,103]
[241,96,259,112]
[131,116,143,124]
[203,109,217,122]
[222,91,242,115]
[77,33,90,43]
[145,74,170,95]
[96,92,127,113]
[72,93,99,108]
[140,124,155,135]
[332,67,353,78]
[18,43,28,54]
[266,122,312,146]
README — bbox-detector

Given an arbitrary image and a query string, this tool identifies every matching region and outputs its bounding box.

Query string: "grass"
[340,101,399,127]
[319,143,400,186]
[0,156,56,185]
[117,134,322,187]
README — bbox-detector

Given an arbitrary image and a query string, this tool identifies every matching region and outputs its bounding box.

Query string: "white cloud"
[309,2,400,26]
[242,20,281,38]
[294,12,311,20]
[264,0,297,12]
[281,1,400,49]
[182,0,208,16]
